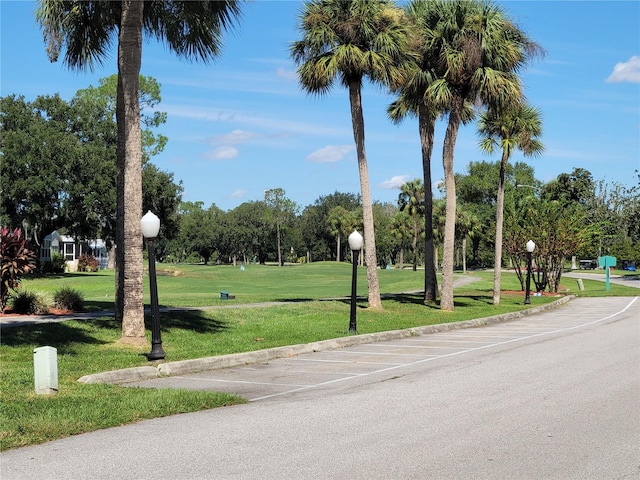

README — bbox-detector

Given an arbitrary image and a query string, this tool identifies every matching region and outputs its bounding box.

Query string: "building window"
[41,239,51,260]
[64,243,75,261]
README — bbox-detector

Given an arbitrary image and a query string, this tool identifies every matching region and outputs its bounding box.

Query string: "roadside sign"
[598,256,617,291]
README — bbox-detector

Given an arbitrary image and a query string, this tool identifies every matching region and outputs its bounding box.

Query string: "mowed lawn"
[17,261,429,309]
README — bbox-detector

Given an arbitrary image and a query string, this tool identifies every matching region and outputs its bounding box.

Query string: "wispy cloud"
[203,146,238,161]
[306,145,354,163]
[276,67,297,81]
[227,189,247,199]
[379,175,409,190]
[211,129,255,145]
[163,103,348,137]
[606,56,640,83]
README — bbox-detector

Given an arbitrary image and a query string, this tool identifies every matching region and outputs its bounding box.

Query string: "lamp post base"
[148,343,166,361]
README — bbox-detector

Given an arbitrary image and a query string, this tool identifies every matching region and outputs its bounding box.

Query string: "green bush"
[41,253,66,274]
[11,290,51,315]
[1,227,37,312]
[53,286,85,311]
[77,254,99,272]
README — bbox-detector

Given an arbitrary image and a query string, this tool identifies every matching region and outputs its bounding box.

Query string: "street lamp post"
[348,230,363,334]
[524,239,535,305]
[141,210,165,360]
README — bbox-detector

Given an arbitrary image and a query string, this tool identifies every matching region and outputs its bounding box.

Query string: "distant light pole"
[141,210,165,360]
[524,239,535,305]
[348,230,363,334]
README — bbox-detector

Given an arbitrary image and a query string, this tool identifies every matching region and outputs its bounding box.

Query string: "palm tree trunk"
[462,237,467,274]
[412,224,418,271]
[419,104,438,302]
[336,234,341,262]
[492,151,509,305]
[276,221,282,266]
[440,98,463,311]
[116,0,145,342]
[348,80,381,309]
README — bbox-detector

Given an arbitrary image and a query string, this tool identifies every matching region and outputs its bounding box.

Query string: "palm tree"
[478,101,544,305]
[398,179,425,271]
[291,0,409,310]
[390,210,412,269]
[387,0,439,301]
[327,206,349,261]
[37,1,243,342]
[455,205,481,274]
[424,0,542,311]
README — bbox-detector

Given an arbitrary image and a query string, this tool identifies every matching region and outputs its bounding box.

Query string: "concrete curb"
[78,295,574,385]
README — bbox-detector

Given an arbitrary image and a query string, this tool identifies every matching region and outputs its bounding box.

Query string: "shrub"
[11,290,51,315]
[1,227,37,312]
[40,253,67,274]
[77,254,99,272]
[53,286,85,311]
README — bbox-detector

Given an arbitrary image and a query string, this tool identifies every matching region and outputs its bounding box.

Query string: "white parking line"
[334,350,438,357]
[180,377,311,388]
[366,344,477,350]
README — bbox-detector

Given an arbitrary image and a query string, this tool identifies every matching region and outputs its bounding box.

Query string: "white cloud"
[276,67,297,81]
[606,56,640,83]
[211,130,255,145]
[379,175,410,190]
[203,146,238,161]
[163,104,348,137]
[228,189,246,199]
[307,145,354,163]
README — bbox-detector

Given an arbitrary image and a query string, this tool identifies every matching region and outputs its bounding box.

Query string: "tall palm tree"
[478,101,544,305]
[390,210,412,269]
[387,0,440,302]
[37,1,243,342]
[327,206,349,261]
[398,179,425,271]
[291,0,409,310]
[424,0,542,311]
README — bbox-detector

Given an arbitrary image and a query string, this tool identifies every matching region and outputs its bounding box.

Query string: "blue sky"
[2,1,639,212]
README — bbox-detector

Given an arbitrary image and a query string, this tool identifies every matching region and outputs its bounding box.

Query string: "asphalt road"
[2,295,638,480]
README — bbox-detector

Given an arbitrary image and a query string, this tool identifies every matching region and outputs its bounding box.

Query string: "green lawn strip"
[2,266,637,451]
[19,262,428,309]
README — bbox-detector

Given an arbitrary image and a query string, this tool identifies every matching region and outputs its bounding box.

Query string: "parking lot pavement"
[128,295,639,402]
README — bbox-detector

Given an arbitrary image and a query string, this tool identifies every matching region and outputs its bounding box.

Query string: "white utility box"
[34,346,58,394]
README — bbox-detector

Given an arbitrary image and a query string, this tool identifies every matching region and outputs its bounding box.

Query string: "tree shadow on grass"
[0,322,107,350]
[83,300,117,312]
[452,295,494,307]
[382,293,437,307]
[151,310,228,334]
[274,297,315,303]
[380,292,496,309]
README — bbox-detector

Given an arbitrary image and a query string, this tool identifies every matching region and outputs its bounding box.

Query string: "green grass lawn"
[2,262,638,451]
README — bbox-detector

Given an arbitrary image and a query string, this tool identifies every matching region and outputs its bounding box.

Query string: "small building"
[40,231,109,271]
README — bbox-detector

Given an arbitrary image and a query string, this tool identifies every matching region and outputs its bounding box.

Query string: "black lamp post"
[348,230,363,334]
[524,239,535,305]
[141,210,165,360]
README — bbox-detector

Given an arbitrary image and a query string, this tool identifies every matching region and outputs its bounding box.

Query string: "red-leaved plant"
[1,227,37,313]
